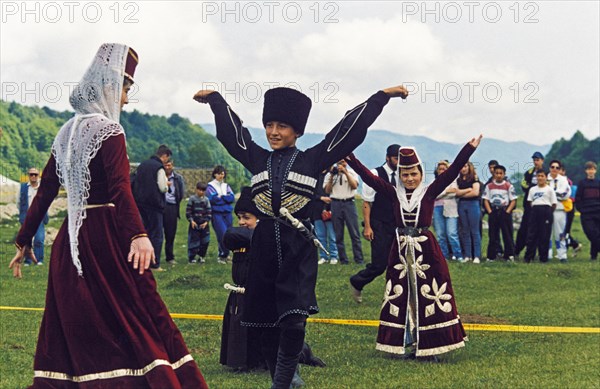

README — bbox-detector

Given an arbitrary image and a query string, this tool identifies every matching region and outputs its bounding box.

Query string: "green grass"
[1,201,599,388]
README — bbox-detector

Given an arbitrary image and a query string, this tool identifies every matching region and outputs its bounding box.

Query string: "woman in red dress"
[10,43,207,388]
[346,135,482,359]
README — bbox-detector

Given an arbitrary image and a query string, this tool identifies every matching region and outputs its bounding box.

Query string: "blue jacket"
[206,181,235,213]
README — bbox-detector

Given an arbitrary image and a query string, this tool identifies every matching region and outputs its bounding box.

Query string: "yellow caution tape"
[1,306,598,334]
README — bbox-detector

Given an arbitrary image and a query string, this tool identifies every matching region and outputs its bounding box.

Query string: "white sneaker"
[508,256,515,262]
[330,259,338,265]
[318,258,327,265]
[463,257,472,263]
[473,257,481,264]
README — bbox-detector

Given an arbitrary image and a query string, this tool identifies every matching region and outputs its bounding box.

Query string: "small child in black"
[524,171,557,263]
[186,181,212,264]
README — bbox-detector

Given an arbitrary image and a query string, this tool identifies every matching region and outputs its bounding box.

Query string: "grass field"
[1,200,599,388]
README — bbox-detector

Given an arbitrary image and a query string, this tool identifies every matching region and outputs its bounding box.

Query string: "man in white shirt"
[350,144,399,302]
[324,159,363,264]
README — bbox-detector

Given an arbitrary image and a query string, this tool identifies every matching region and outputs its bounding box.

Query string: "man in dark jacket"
[350,144,399,303]
[163,159,186,265]
[18,167,49,265]
[132,145,172,270]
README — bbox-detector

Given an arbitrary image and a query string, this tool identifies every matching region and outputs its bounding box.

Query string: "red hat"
[124,47,139,83]
[398,147,421,169]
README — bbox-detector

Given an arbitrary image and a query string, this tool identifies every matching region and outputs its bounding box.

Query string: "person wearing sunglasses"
[547,160,572,262]
[17,168,48,265]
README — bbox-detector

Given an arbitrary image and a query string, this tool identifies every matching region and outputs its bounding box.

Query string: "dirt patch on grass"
[167,275,205,289]
[550,268,575,279]
[461,314,511,324]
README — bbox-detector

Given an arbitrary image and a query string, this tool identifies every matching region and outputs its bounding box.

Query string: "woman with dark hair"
[432,160,463,261]
[345,135,482,359]
[207,164,236,263]
[456,161,482,263]
[10,43,207,388]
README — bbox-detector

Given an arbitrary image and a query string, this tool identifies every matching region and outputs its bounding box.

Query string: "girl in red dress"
[346,135,482,358]
[10,43,207,388]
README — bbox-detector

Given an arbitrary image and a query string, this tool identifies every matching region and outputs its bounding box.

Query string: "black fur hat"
[234,186,258,216]
[262,87,312,136]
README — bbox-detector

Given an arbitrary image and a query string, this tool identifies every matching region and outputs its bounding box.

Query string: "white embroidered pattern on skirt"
[34,354,195,383]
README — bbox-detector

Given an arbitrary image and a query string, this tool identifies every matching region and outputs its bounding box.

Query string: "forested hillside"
[0,100,250,190]
[544,131,600,183]
[2,99,596,189]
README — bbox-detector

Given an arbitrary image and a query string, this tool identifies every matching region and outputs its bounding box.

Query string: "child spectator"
[482,165,517,261]
[575,161,600,260]
[186,182,212,264]
[524,171,557,263]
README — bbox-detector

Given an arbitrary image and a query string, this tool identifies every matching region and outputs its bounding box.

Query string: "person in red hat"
[194,84,408,388]
[345,135,482,360]
[10,43,207,388]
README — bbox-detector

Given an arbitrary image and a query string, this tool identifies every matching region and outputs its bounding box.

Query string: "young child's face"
[493,169,505,182]
[536,172,547,186]
[265,121,298,150]
[196,188,205,197]
[586,167,597,179]
[237,212,258,229]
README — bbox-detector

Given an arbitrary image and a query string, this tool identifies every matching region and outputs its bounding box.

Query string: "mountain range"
[200,123,552,183]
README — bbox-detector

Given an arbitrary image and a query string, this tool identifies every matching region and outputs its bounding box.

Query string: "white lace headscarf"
[396,147,428,226]
[51,43,132,276]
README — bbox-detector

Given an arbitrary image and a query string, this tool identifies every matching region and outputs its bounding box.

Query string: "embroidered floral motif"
[381,279,403,317]
[413,254,430,279]
[398,235,427,253]
[394,255,408,279]
[395,235,429,280]
[421,278,452,318]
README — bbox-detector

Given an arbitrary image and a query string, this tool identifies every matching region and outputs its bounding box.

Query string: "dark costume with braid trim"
[206,88,391,387]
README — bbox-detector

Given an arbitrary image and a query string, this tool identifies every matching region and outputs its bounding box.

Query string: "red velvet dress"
[16,134,208,388]
[348,144,475,357]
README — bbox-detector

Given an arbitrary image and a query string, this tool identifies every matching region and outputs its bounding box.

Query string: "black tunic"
[207,90,391,326]
[220,227,264,369]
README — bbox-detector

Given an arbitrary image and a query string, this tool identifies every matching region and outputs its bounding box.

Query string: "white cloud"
[1,1,598,144]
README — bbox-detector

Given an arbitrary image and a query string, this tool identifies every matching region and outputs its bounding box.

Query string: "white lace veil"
[51,43,131,276]
[396,147,428,226]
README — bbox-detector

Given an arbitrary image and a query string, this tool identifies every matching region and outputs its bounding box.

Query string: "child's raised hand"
[193,90,216,104]
[382,85,409,99]
[469,134,483,148]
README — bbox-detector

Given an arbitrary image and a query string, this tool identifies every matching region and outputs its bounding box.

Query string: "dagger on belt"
[279,207,329,256]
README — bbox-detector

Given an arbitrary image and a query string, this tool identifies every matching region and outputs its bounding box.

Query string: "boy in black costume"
[195,85,408,388]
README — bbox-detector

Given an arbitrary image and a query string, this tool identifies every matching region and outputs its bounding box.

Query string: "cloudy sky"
[1,0,598,145]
